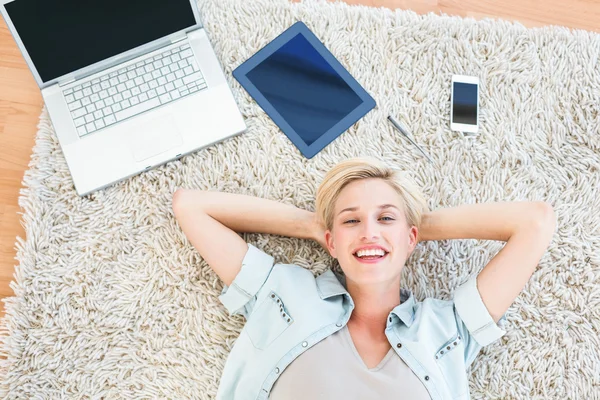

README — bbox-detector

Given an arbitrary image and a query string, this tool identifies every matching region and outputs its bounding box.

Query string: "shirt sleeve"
[453,273,508,369]
[218,243,275,319]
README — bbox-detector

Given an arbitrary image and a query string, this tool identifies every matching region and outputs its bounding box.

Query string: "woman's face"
[324,178,418,285]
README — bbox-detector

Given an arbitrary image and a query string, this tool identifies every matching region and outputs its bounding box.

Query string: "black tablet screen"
[246,33,362,146]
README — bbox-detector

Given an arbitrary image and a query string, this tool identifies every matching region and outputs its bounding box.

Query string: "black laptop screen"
[5,0,197,82]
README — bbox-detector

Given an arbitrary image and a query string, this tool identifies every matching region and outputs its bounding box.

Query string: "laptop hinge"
[59,78,76,87]
[171,34,187,44]
[56,35,186,87]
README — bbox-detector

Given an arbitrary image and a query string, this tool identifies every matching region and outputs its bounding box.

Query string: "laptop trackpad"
[127,115,183,162]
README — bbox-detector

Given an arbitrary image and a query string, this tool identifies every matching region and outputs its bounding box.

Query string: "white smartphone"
[450,75,479,134]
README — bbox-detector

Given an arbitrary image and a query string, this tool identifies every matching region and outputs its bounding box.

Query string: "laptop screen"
[5,0,197,83]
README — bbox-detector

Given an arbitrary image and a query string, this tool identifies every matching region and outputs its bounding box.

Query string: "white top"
[270,324,431,399]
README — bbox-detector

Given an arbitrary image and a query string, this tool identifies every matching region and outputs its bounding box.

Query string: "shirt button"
[389,317,392,322]
[336,322,342,327]
[425,376,430,381]
[447,346,451,350]
[302,341,308,347]
[271,294,275,298]
[454,342,457,345]
[275,368,280,374]
[396,343,402,348]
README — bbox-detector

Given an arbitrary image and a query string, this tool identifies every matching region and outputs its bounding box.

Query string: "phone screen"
[452,82,478,125]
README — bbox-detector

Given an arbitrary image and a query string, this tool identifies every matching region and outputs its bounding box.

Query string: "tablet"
[233,21,376,159]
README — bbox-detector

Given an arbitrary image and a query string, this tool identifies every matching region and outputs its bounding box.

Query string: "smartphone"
[450,75,479,134]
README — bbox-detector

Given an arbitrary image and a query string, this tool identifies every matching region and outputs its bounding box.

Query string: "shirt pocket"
[434,331,470,399]
[245,290,294,350]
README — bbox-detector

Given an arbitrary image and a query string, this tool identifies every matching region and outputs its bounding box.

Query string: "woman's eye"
[344,217,395,224]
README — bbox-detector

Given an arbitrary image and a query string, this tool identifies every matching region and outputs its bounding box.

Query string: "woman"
[172,157,556,400]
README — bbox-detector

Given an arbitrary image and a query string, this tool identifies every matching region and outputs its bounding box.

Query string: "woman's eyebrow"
[337,204,400,216]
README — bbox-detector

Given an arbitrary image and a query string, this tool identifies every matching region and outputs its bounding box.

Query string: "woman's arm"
[417,201,556,323]
[417,201,551,243]
[174,189,319,240]
[172,189,320,286]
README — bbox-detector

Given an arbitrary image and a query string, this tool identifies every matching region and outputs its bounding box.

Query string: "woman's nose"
[360,219,379,240]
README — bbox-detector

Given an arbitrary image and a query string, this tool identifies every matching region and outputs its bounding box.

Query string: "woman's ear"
[325,230,337,259]
[408,226,418,254]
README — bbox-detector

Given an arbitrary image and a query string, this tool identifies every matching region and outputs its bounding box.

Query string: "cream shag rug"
[2,0,600,398]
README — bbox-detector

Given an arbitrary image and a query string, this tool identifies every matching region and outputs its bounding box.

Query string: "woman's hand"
[311,214,328,252]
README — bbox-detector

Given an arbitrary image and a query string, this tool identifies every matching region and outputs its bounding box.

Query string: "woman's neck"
[346,279,402,339]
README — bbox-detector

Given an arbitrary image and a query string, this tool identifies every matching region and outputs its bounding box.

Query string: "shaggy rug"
[2,0,599,398]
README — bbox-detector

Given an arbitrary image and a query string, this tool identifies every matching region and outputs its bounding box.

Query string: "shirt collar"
[316,269,416,328]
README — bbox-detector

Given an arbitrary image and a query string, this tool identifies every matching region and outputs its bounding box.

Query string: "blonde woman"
[172,157,556,400]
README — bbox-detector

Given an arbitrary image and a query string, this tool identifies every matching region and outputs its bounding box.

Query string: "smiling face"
[324,178,418,286]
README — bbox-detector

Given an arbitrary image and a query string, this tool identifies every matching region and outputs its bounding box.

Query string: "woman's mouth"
[353,252,389,264]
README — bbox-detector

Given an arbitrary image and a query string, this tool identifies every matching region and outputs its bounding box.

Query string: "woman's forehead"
[335,184,403,213]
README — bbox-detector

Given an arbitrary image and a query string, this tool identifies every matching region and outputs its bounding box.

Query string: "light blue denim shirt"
[216,244,508,400]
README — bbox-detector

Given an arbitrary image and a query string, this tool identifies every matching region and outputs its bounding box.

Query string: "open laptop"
[1,0,246,196]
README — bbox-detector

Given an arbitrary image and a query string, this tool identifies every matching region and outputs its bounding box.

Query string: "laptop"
[0,0,246,196]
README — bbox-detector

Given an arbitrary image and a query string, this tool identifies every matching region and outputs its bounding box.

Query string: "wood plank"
[0,204,22,298]
[333,0,600,32]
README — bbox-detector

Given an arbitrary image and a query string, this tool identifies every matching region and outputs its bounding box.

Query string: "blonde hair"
[315,157,430,234]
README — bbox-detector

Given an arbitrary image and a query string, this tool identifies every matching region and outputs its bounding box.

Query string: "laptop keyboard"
[62,42,207,137]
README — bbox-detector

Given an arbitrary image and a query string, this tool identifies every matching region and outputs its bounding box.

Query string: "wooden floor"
[0,1,598,314]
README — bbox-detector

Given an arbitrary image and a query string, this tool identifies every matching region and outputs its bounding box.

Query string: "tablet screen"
[245,33,363,146]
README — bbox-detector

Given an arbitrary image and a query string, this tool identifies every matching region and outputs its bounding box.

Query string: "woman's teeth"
[353,249,388,262]
[355,249,386,258]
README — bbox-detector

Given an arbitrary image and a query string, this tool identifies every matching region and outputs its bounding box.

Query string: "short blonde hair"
[315,157,429,234]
